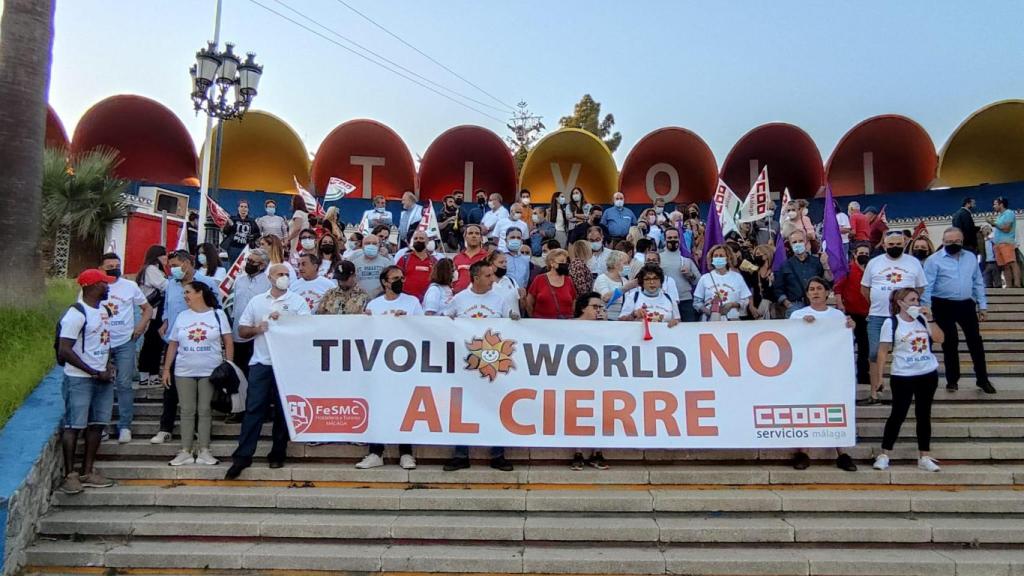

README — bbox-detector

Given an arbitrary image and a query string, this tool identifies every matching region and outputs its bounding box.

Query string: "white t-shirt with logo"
[445,287,513,318]
[619,289,679,322]
[422,283,454,314]
[59,302,111,378]
[693,271,752,320]
[790,306,847,322]
[169,308,231,377]
[880,315,938,376]
[291,275,336,313]
[239,290,311,366]
[365,293,424,316]
[861,254,926,317]
[102,278,148,347]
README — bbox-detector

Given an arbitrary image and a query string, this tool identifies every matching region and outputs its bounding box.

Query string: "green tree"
[41,146,129,277]
[559,94,621,153]
[506,101,545,171]
[0,0,55,306]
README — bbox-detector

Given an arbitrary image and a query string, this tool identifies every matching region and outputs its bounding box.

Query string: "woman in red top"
[526,248,577,319]
[836,242,872,386]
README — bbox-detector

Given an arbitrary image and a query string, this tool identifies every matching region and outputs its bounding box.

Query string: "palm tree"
[41,146,129,277]
[0,0,55,306]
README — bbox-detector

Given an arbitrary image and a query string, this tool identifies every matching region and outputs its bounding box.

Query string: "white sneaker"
[118,429,132,444]
[195,449,219,466]
[355,453,384,469]
[872,454,890,470]
[169,451,194,466]
[100,430,110,442]
[918,456,941,472]
[399,454,417,470]
[150,431,172,444]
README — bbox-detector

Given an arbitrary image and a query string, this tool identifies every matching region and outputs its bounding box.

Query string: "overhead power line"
[245,0,507,124]
[332,0,516,113]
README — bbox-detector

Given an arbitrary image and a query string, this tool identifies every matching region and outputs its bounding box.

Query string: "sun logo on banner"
[910,336,929,353]
[464,329,516,382]
[188,327,207,343]
[886,271,904,284]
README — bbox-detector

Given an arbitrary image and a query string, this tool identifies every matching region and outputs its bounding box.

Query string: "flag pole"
[195,0,222,246]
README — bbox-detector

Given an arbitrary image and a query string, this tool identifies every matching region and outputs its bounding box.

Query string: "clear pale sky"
[39,0,1024,164]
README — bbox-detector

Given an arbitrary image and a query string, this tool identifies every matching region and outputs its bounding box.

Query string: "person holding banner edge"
[571,291,609,471]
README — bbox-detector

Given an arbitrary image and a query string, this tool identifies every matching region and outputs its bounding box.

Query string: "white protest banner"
[266,316,855,449]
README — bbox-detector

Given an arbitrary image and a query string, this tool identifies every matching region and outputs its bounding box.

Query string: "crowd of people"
[54,188,1019,493]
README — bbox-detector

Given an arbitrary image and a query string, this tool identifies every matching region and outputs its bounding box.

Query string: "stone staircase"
[21,289,1024,575]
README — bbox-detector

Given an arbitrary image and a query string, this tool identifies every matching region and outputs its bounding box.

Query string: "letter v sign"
[550,162,581,193]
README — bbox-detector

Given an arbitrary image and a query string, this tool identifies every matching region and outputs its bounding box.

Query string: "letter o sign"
[645,163,679,203]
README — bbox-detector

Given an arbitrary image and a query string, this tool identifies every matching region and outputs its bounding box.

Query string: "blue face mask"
[265,206,276,216]
[590,241,603,252]
[198,254,207,266]
[170,266,185,280]
[622,265,632,278]
[792,242,806,255]
[712,256,728,270]
[643,288,660,297]
[363,244,379,258]
[507,239,522,252]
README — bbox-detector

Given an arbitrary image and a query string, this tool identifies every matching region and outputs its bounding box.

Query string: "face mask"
[886,246,904,258]
[244,262,261,275]
[912,249,929,260]
[477,197,486,206]
[345,240,356,251]
[792,242,806,255]
[426,240,436,252]
[945,243,963,255]
[363,244,380,258]
[655,206,664,214]
[266,206,276,216]
[906,305,922,318]
[856,254,870,266]
[666,240,679,251]
[532,214,540,224]
[490,202,500,211]
[301,238,316,251]
[274,275,290,290]
[390,280,404,294]
[556,262,570,276]
[413,241,427,252]
[198,254,208,266]
[647,216,657,225]
[508,239,522,252]
[689,211,698,219]
[558,196,567,205]
[375,206,385,212]
[614,199,624,208]
[494,267,507,278]
[521,197,530,205]
[320,243,335,254]
[572,193,581,202]
[107,268,122,278]
[510,212,520,221]
[752,255,765,266]
[712,256,728,270]
[590,241,602,252]
[622,265,632,278]
[170,266,185,280]
[454,198,463,205]
[643,288,660,297]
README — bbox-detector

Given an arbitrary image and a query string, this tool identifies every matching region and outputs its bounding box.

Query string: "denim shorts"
[867,315,888,362]
[63,375,114,429]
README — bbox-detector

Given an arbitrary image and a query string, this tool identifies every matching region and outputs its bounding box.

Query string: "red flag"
[911,220,928,240]
[206,196,231,228]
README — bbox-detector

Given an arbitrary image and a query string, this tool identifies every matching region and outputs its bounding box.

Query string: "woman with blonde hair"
[526,248,577,319]
[567,239,594,296]
[322,206,344,239]
[258,234,296,282]
[593,250,638,321]
[748,244,776,319]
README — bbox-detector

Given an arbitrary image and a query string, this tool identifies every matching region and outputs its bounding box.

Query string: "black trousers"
[159,378,178,433]
[370,444,412,457]
[882,371,938,452]
[232,363,289,467]
[931,297,989,385]
[233,340,255,379]
[850,314,870,384]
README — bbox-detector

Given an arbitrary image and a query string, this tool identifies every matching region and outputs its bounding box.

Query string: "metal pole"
[159,210,168,246]
[195,0,223,245]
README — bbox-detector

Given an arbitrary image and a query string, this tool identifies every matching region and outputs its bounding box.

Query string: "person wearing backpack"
[872,287,945,472]
[56,269,118,495]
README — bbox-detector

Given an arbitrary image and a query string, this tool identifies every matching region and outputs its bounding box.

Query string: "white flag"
[781,187,792,208]
[324,177,356,201]
[417,201,441,239]
[712,179,742,235]
[359,210,371,234]
[738,166,771,223]
[293,176,325,217]
[175,219,189,251]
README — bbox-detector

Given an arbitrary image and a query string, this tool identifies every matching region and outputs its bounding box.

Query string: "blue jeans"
[231,363,289,467]
[453,445,505,460]
[63,375,114,429]
[110,340,137,431]
[867,315,888,361]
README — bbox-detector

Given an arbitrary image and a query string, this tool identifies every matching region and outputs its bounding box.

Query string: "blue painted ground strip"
[0,367,64,570]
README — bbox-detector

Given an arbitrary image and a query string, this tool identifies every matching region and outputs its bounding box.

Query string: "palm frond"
[41,145,129,242]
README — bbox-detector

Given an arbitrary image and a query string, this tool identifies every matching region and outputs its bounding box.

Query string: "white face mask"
[787,210,798,220]
[300,238,316,251]
[614,199,624,208]
[345,240,356,251]
[274,275,290,290]
[572,193,582,202]
[906,305,922,318]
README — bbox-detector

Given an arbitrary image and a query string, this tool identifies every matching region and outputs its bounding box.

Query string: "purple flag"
[700,203,724,273]
[676,221,693,259]
[822,184,849,284]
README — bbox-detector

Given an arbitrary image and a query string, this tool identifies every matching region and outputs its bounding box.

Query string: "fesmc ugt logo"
[464,329,516,381]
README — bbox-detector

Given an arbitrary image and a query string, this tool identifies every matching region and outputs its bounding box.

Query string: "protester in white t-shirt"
[593,250,636,321]
[859,232,927,404]
[873,287,944,473]
[619,264,680,326]
[492,203,529,251]
[422,259,455,316]
[364,265,425,317]
[444,260,517,319]
[292,253,336,313]
[788,277,858,473]
[350,235,394,297]
[99,252,153,443]
[162,281,232,467]
[488,250,523,318]
[693,245,751,321]
[56,269,117,495]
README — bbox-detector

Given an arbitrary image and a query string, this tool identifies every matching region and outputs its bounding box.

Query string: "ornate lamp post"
[189,39,263,244]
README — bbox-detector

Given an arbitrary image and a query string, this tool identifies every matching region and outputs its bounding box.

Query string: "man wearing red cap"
[56,269,118,495]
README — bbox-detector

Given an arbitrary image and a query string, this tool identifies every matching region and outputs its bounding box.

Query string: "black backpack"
[890,314,930,346]
[54,303,87,366]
